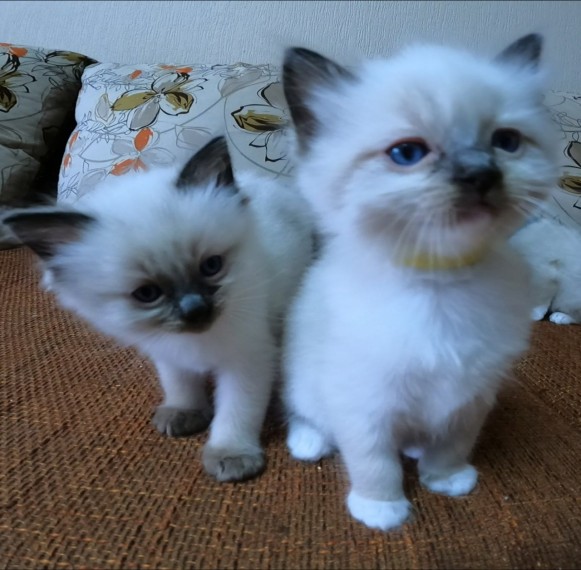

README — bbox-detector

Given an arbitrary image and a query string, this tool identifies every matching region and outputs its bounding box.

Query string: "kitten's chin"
[361,201,519,262]
[394,211,508,267]
[454,205,496,225]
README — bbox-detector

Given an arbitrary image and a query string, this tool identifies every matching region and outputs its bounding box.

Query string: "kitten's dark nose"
[453,164,503,196]
[179,294,212,322]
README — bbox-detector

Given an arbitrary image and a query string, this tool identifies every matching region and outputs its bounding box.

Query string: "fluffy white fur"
[282,37,559,530]
[5,141,314,482]
[511,216,581,324]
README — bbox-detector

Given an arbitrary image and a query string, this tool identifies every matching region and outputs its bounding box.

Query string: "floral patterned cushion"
[0,42,94,247]
[543,91,581,228]
[56,62,581,234]
[57,62,290,203]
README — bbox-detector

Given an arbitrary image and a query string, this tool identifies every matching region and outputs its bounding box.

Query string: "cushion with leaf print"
[57,62,292,204]
[542,91,581,228]
[0,42,95,248]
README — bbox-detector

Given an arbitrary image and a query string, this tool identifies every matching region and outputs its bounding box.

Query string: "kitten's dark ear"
[283,47,354,152]
[175,136,236,192]
[2,209,95,260]
[495,34,543,70]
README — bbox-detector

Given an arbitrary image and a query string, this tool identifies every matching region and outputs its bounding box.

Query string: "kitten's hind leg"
[530,272,558,321]
[419,403,488,497]
[153,361,213,437]
[548,311,576,325]
[287,416,334,461]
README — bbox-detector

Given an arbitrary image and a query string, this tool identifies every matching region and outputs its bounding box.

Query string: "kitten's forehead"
[334,45,540,146]
[133,236,204,284]
[76,176,249,290]
[115,207,245,287]
[368,55,503,119]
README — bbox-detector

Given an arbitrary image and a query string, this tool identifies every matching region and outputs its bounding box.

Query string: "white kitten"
[511,215,581,324]
[281,35,559,530]
[4,137,314,483]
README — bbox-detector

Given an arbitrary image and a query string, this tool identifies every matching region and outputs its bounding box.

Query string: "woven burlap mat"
[1,248,579,569]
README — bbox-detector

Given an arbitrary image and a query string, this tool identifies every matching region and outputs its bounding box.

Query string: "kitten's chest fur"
[319,242,532,429]
[142,323,260,373]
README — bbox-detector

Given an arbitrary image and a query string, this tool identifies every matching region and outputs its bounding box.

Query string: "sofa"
[1,40,580,569]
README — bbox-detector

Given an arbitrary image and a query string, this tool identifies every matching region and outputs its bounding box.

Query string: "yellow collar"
[400,247,487,271]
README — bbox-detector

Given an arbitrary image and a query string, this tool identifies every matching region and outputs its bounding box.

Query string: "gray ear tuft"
[2,209,95,259]
[283,47,354,152]
[175,136,236,192]
[495,34,543,70]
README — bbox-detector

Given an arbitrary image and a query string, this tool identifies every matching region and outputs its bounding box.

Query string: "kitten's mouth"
[453,197,504,224]
[451,183,507,225]
[454,205,496,224]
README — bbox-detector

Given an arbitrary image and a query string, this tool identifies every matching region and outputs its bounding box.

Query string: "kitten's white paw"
[421,464,478,496]
[287,421,333,461]
[548,311,575,325]
[531,305,548,321]
[347,491,411,531]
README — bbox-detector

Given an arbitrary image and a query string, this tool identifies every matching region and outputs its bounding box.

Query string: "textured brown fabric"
[1,248,579,570]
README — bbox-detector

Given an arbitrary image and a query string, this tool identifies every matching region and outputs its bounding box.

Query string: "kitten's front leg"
[419,403,490,496]
[334,424,411,531]
[531,304,549,321]
[202,349,274,483]
[152,360,213,437]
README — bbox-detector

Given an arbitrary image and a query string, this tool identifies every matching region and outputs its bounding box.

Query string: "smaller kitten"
[4,137,314,482]
[511,215,581,324]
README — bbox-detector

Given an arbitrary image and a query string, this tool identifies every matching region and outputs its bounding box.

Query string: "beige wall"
[0,1,579,90]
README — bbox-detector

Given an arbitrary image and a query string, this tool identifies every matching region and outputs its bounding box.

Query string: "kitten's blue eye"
[387,140,430,166]
[132,284,163,303]
[200,255,223,277]
[491,128,521,153]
